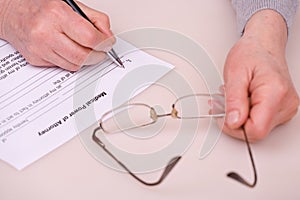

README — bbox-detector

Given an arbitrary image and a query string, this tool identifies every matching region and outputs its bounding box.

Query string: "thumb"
[224,66,250,129]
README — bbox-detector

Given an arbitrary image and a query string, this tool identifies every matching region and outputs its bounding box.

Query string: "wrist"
[243,9,288,55]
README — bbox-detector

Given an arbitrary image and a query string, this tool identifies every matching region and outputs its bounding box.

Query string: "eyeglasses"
[92,93,257,187]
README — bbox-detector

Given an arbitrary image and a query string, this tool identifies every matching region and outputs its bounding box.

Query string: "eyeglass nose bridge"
[149,105,179,121]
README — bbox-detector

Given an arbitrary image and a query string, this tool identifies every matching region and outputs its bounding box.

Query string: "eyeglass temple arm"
[92,127,181,186]
[226,126,257,188]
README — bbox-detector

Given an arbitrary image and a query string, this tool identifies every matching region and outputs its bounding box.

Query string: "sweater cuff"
[231,0,299,35]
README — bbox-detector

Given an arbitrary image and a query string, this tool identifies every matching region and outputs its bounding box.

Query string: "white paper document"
[0,38,173,170]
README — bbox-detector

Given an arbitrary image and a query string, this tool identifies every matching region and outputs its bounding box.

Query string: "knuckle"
[272,78,299,109]
[290,94,300,117]
[65,64,81,72]
[72,50,90,66]
[226,96,239,105]
[290,92,300,112]
[296,95,300,107]
[22,55,37,66]
[46,1,64,17]
[102,13,111,28]
[26,44,40,59]
[245,119,271,141]
[28,19,48,42]
[85,31,100,47]
[27,7,61,44]
[21,53,45,67]
[274,80,289,99]
[110,36,116,44]
[249,125,269,141]
[92,36,113,52]
[69,65,81,72]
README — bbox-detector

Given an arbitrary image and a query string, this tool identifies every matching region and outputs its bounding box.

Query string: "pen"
[62,0,124,68]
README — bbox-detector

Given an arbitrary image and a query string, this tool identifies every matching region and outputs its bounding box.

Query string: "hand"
[0,0,114,71]
[220,10,300,141]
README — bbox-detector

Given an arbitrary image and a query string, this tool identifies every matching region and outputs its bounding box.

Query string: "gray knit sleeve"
[231,0,299,34]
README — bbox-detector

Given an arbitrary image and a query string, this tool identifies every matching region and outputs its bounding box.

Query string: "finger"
[224,61,250,129]
[59,3,113,50]
[216,119,245,139]
[51,32,107,66]
[43,49,81,71]
[20,50,55,67]
[245,103,275,141]
[43,44,106,71]
[83,50,107,65]
[245,84,283,140]
[77,2,113,37]
[76,2,116,51]
[31,59,55,67]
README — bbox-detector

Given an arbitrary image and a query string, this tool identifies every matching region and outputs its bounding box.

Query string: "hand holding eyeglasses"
[221,10,300,142]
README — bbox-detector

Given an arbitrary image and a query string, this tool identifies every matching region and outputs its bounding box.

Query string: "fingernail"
[226,110,240,126]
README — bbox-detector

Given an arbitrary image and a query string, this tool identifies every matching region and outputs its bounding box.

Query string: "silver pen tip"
[116,58,125,68]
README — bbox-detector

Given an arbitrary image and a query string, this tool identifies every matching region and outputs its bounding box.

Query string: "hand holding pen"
[63,0,124,68]
[0,0,120,71]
